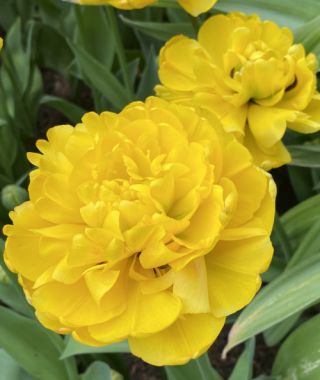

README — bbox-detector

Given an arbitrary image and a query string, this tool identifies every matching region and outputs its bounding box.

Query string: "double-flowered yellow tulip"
[4,97,275,365]
[71,0,217,16]
[156,13,320,169]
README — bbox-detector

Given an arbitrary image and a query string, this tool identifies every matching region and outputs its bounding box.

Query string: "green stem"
[189,15,200,36]
[106,7,134,100]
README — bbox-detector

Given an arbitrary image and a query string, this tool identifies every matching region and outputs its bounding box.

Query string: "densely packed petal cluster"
[69,0,217,16]
[4,97,275,365]
[156,13,320,170]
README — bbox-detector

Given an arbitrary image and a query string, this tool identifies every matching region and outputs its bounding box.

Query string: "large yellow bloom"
[4,97,275,365]
[70,0,217,16]
[156,13,320,170]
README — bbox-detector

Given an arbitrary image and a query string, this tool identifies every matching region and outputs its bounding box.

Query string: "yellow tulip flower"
[4,97,275,365]
[156,13,320,169]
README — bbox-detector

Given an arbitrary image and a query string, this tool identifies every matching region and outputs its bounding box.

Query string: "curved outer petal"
[178,0,217,16]
[206,234,273,317]
[129,313,225,366]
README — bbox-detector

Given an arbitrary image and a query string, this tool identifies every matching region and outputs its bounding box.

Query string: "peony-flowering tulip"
[67,0,217,16]
[156,13,320,170]
[4,97,275,365]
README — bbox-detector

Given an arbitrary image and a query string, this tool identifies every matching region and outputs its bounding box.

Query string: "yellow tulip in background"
[156,13,320,170]
[68,0,217,16]
[4,97,275,366]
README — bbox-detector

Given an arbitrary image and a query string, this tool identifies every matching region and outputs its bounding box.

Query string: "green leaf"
[0,349,35,380]
[0,306,70,380]
[272,314,320,379]
[40,95,85,124]
[34,22,74,74]
[287,166,314,202]
[287,145,320,168]
[224,255,320,354]
[120,16,194,41]
[263,313,301,347]
[281,194,320,249]
[71,42,130,110]
[165,354,222,380]
[5,18,30,94]
[0,282,32,317]
[295,15,320,57]
[229,339,255,380]
[81,361,112,380]
[287,218,320,270]
[216,0,320,28]
[61,337,130,359]
[74,7,115,69]
[0,124,18,180]
[136,46,158,100]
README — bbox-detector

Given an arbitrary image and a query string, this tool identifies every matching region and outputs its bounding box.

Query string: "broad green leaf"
[273,213,293,262]
[264,313,301,347]
[295,15,320,57]
[287,145,320,168]
[0,349,35,380]
[165,354,222,380]
[5,18,30,94]
[264,217,320,347]
[216,0,320,28]
[40,95,85,124]
[281,194,320,248]
[229,339,255,380]
[287,166,314,202]
[272,314,320,379]
[0,124,18,179]
[0,306,70,380]
[0,282,32,317]
[34,22,74,74]
[120,16,194,41]
[74,7,115,69]
[81,361,112,380]
[71,42,130,110]
[224,255,320,354]
[287,218,320,269]
[61,337,130,359]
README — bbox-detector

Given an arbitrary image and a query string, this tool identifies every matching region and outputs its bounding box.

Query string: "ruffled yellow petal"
[129,314,225,366]
[88,287,182,342]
